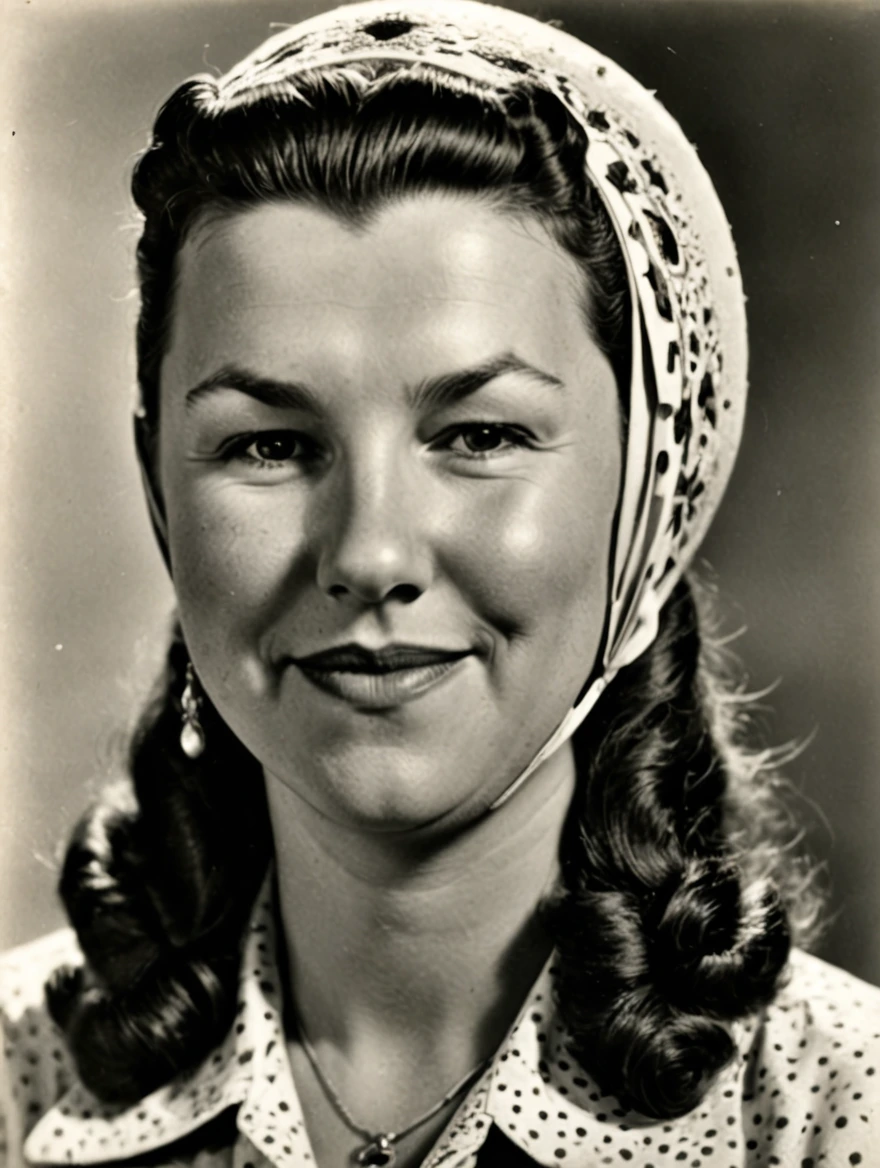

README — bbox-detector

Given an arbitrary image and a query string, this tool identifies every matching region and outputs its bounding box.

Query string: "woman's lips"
[298,659,468,707]
[292,643,472,709]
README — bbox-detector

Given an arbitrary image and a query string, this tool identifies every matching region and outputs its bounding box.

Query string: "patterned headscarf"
[152,0,748,807]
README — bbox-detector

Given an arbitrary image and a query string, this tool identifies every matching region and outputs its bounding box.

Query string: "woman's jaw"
[157,194,622,832]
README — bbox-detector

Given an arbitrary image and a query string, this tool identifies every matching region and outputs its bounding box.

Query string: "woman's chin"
[265,750,489,837]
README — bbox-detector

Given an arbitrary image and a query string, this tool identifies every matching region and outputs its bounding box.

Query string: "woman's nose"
[314,454,433,606]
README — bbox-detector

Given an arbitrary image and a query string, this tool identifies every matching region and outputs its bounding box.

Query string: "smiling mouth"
[292,643,472,708]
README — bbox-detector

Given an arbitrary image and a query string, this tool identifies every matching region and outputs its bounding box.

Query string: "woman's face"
[157,195,622,829]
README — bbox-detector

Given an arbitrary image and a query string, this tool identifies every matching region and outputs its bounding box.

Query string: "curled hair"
[545,580,813,1118]
[49,56,819,1114]
[48,628,269,1102]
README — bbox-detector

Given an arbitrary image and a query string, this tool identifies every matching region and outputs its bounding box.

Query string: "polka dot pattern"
[2,883,313,1168]
[2,882,879,1167]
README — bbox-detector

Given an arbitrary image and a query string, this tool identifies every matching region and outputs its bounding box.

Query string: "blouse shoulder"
[771,946,880,1045]
[739,947,880,1165]
[0,929,83,1168]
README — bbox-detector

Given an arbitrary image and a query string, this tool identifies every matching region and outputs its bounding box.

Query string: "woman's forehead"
[163,196,604,396]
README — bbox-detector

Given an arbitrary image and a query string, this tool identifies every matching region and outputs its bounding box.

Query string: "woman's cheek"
[451,474,609,637]
[168,484,306,647]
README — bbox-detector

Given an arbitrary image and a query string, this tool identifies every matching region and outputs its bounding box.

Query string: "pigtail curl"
[47,624,269,1103]
[545,579,798,1118]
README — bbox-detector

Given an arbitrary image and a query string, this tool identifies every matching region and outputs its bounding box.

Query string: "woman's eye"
[249,433,299,462]
[441,423,532,457]
[226,430,315,467]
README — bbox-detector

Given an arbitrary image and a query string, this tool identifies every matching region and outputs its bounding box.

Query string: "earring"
[180,661,206,759]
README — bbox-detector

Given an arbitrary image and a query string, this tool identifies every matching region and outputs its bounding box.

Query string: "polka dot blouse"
[2,881,878,1167]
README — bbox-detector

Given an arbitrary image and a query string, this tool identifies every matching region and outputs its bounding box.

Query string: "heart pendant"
[356,1133,396,1166]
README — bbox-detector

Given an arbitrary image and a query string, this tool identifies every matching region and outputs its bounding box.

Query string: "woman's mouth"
[291,643,472,709]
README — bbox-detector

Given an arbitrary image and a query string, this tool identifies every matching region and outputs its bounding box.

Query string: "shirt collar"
[27,870,758,1168]
[25,871,313,1166]
[453,972,757,1168]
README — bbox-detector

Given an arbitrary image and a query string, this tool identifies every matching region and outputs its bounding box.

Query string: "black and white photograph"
[2,1,879,1165]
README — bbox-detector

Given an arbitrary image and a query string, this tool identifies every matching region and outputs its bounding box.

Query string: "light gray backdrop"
[2,0,879,984]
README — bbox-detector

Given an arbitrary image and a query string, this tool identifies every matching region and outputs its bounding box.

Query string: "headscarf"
[140,0,748,808]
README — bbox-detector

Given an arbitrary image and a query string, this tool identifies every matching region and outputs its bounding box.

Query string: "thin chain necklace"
[294,1011,490,1167]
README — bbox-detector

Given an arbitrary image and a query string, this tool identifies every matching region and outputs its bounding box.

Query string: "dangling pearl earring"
[180,661,206,759]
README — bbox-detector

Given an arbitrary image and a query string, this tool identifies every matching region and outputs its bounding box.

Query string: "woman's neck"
[265,745,575,1071]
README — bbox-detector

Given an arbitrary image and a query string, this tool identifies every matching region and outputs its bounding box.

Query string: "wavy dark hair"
[47,53,821,1120]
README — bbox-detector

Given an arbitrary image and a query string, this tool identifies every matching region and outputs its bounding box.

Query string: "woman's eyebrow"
[411,352,565,410]
[184,366,322,413]
[183,352,563,413]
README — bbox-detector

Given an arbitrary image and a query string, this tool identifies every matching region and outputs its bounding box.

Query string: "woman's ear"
[133,414,172,574]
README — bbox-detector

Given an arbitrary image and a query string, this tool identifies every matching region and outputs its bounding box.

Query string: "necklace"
[294,1012,490,1167]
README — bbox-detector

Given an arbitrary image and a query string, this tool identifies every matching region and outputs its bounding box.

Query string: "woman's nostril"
[391,583,421,605]
[325,580,423,605]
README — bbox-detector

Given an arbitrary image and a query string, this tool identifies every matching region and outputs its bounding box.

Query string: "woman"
[2,1,878,1166]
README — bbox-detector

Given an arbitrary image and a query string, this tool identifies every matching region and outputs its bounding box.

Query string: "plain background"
[1,0,879,985]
